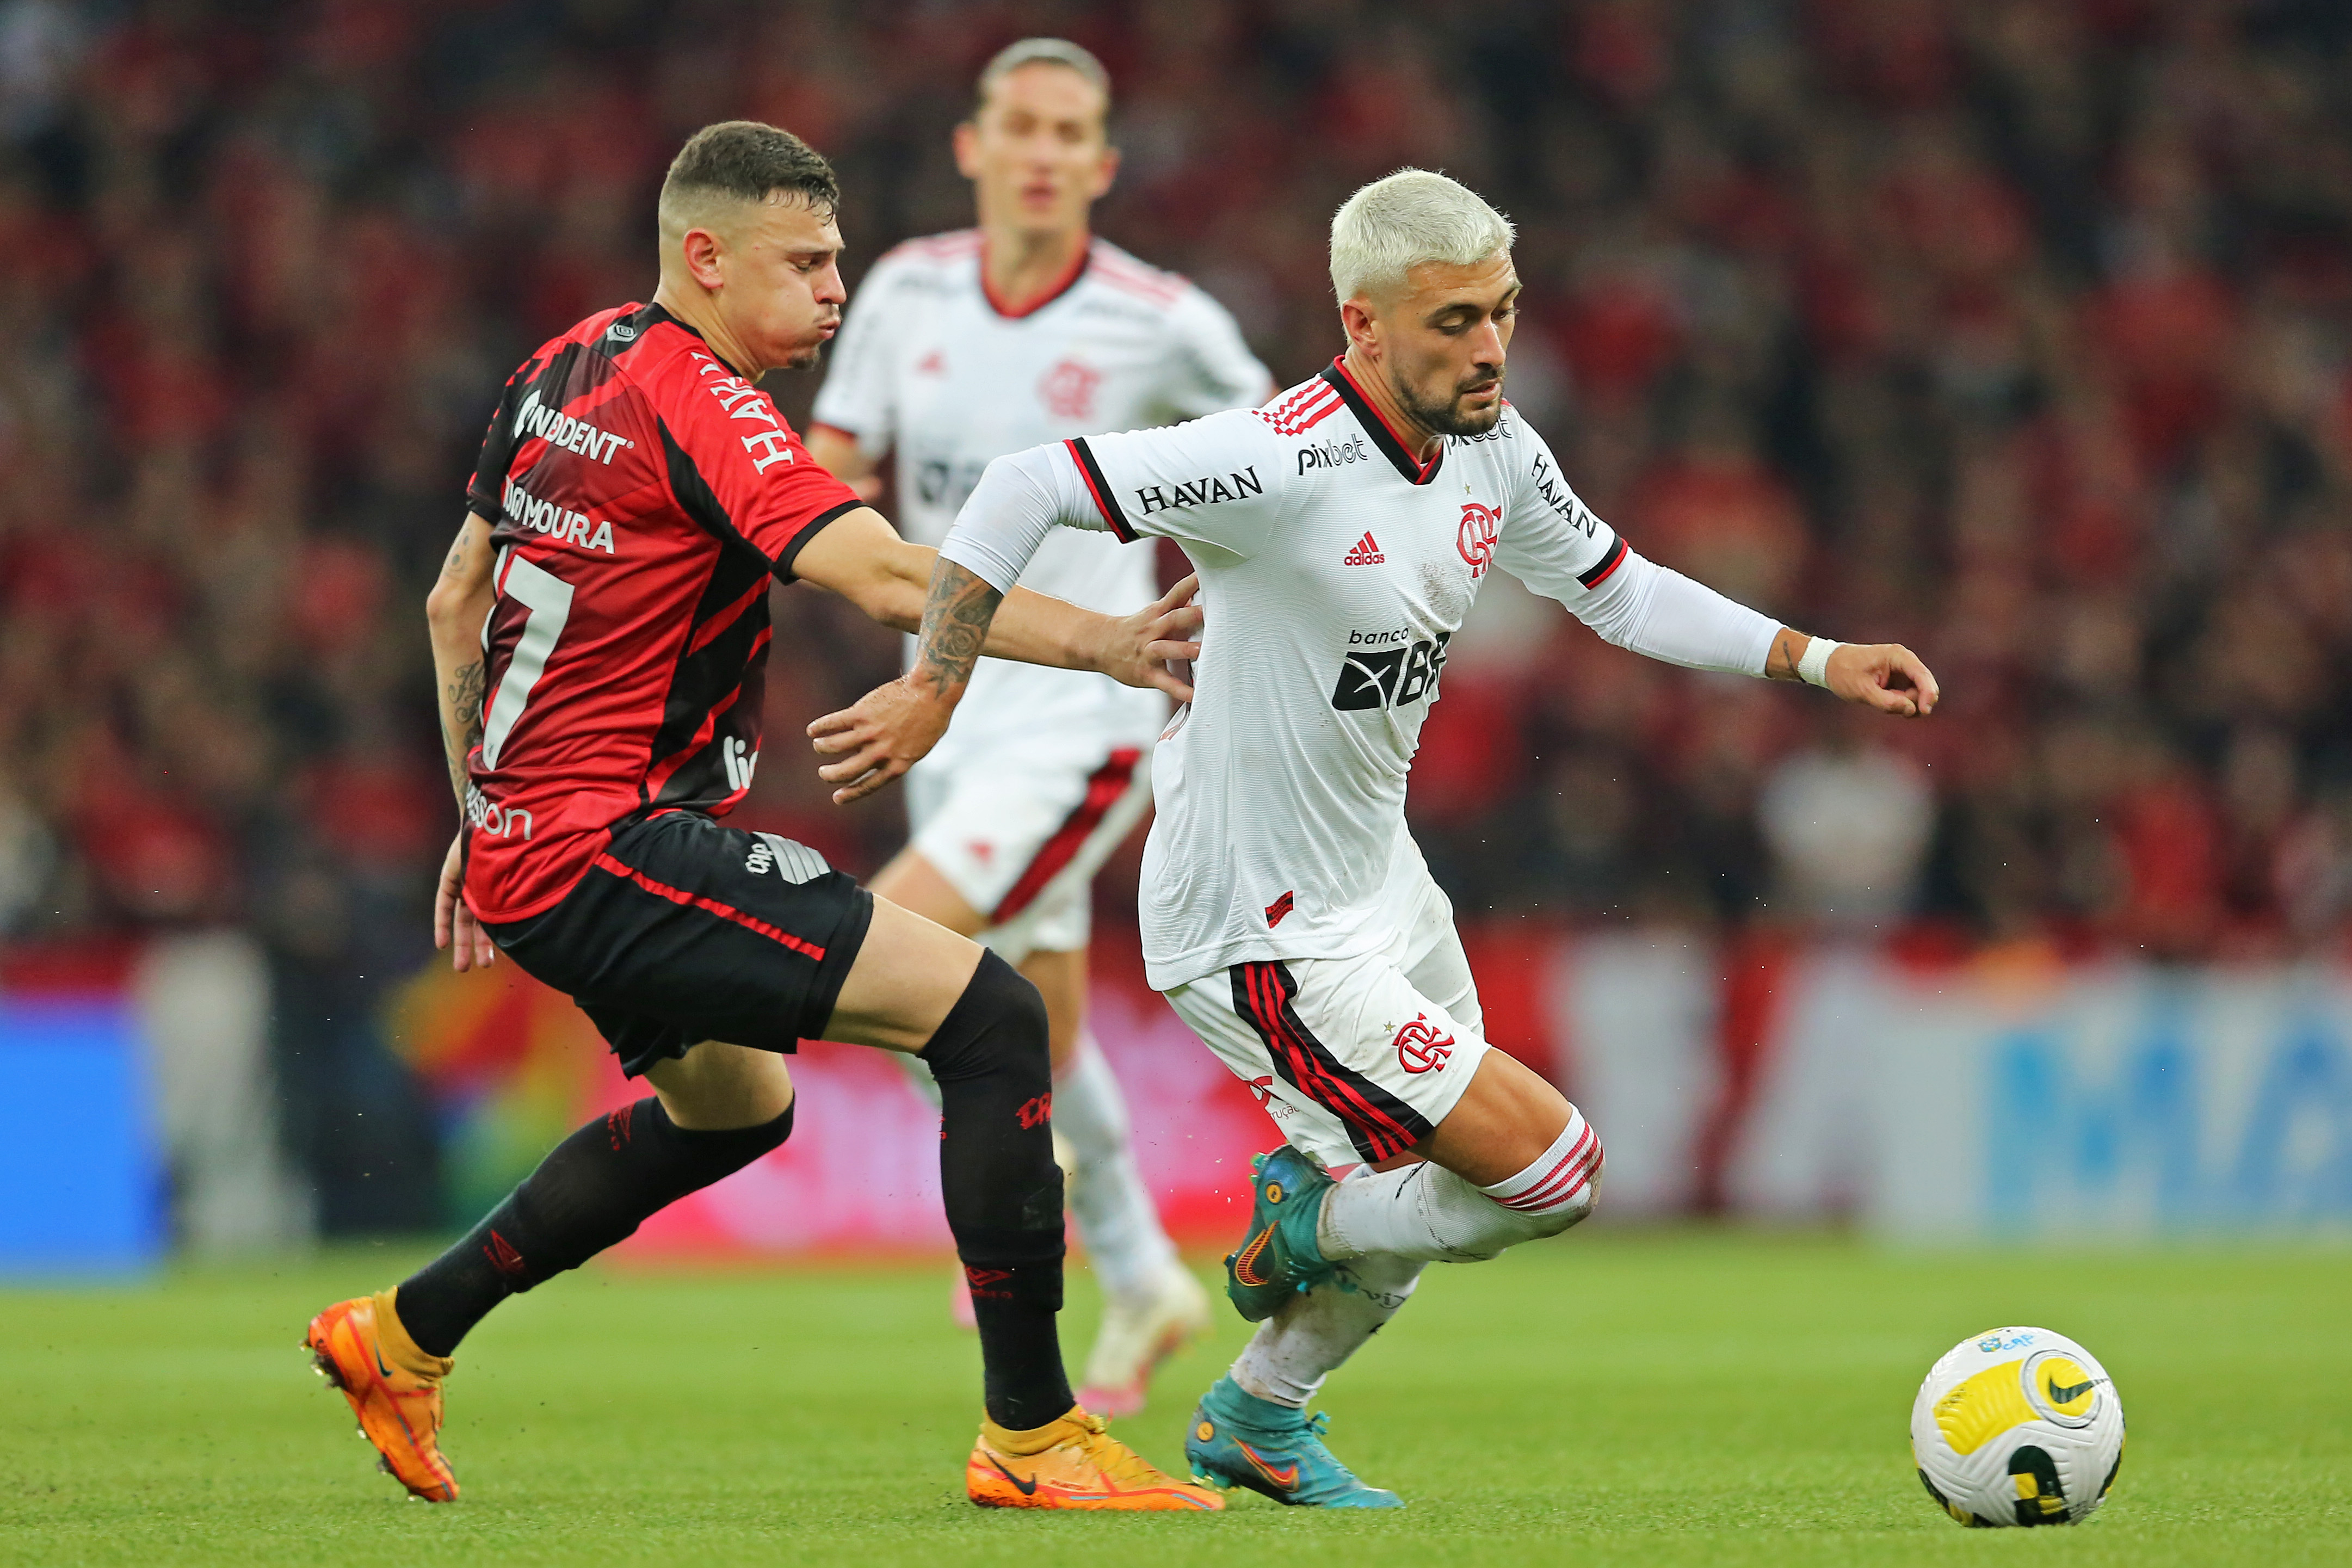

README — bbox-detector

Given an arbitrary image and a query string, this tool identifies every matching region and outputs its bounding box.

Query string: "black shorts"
[484,811,874,1078]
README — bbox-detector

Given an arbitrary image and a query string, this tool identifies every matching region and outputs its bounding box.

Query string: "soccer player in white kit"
[813,170,1939,1503]
[805,39,1273,1415]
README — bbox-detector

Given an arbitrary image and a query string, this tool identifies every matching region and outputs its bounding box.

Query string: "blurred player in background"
[807,38,1273,1415]
[304,120,1220,1512]
[816,168,1939,1507]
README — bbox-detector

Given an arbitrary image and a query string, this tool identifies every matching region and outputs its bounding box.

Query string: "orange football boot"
[967,1406,1224,1510]
[305,1288,460,1502]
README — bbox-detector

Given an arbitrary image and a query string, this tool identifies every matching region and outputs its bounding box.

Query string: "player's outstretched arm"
[1552,541,1941,718]
[806,552,1201,805]
[423,513,499,972]
[1762,628,1940,717]
[795,507,1199,682]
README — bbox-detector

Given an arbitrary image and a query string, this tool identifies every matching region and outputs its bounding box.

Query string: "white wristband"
[1797,637,1839,688]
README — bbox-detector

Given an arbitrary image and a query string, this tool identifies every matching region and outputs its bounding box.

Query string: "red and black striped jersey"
[458,301,862,923]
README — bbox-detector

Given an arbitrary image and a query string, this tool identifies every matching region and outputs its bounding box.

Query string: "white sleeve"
[1492,410,1776,675]
[938,442,1107,594]
[808,254,904,458]
[1568,548,1779,675]
[1059,408,1287,558]
[1158,285,1276,419]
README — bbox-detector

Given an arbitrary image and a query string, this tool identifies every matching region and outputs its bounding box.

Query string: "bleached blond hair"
[1329,169,1516,304]
[976,37,1111,115]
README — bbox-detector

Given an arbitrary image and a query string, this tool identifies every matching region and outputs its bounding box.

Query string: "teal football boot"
[1186,1375,1402,1508]
[1223,1146,1335,1322]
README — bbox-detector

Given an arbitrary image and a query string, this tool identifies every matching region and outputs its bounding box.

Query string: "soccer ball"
[1911,1326,2125,1527]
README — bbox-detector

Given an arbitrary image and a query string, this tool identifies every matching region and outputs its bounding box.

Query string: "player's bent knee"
[1464,1113,1604,1253]
[919,949,1050,1088]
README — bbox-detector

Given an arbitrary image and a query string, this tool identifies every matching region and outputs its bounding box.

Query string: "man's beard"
[1395,367,1505,437]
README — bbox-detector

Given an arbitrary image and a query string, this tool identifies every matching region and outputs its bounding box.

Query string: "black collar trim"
[1321,357,1443,486]
[637,303,755,379]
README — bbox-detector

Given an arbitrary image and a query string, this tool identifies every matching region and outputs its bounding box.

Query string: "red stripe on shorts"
[990,748,1143,922]
[591,851,825,961]
[1238,961,1424,1162]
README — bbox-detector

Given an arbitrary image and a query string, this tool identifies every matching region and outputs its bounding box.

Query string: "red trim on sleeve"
[1577,536,1629,589]
[1064,439,1135,542]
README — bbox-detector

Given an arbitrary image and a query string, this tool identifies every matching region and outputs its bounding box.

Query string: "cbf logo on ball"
[1457,503,1500,577]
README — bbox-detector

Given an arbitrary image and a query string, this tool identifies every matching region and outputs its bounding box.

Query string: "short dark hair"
[659,120,839,226]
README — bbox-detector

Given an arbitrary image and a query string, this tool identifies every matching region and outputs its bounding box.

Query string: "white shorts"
[907,737,1155,961]
[1162,865,1490,1169]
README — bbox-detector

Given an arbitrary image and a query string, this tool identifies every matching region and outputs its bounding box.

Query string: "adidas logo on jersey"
[1343,532,1385,565]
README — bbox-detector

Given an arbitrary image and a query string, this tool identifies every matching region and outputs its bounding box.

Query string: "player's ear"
[1087,143,1120,200]
[953,120,984,180]
[1339,295,1380,353]
[679,225,729,292]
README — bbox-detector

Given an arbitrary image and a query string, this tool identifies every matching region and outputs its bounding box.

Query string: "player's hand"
[1828,643,1940,718]
[1095,573,1202,701]
[433,833,498,972]
[808,678,953,805]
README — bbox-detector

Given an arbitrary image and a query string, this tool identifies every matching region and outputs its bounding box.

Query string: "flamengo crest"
[1039,358,1101,419]
[1457,503,1500,578]
[1394,1014,1455,1073]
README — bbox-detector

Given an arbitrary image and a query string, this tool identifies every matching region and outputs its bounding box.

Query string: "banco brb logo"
[1457,503,1500,577]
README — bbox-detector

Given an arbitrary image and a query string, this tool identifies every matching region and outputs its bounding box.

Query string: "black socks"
[921,950,1073,1431]
[391,953,1069,1431]
[396,1095,793,1357]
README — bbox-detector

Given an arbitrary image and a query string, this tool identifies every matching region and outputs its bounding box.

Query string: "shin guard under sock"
[396,1096,794,1356]
[921,950,1072,1430]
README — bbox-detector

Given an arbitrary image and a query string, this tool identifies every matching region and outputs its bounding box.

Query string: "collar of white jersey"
[1320,356,1445,486]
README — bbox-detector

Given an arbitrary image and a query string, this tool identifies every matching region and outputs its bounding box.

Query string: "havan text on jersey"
[1133,465,1263,518]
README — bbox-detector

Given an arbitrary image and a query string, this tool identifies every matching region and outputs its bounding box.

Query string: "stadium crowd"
[4,0,2351,1217]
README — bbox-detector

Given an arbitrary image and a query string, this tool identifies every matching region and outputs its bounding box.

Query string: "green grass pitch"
[1,1232,2344,1566]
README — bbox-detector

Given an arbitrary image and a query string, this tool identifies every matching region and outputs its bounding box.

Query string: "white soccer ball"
[1910,1326,2125,1528]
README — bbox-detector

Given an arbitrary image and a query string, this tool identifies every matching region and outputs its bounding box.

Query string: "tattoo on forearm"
[915,561,1002,701]
[441,659,486,802]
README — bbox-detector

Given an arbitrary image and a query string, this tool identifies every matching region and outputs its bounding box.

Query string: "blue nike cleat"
[1185,1376,1402,1508]
[1223,1146,1335,1322]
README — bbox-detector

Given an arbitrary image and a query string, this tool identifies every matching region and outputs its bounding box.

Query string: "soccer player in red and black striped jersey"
[301,121,1222,1513]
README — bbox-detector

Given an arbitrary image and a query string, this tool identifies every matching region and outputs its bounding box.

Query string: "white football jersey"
[1015,360,1644,989]
[812,230,1271,754]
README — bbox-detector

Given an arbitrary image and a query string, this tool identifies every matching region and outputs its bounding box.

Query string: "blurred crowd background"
[4,0,2351,1230]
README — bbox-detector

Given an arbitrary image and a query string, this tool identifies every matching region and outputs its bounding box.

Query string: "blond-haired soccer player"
[808,38,1271,1415]
[816,169,1940,1505]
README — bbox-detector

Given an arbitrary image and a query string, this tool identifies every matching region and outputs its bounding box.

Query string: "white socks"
[1315,1108,1602,1263]
[1230,1251,1425,1408]
[1055,1032,1178,1304]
